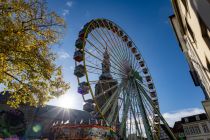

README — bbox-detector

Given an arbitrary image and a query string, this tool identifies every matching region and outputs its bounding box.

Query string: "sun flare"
[58,94,75,109]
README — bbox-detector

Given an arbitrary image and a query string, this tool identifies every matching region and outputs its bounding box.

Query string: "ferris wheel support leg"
[134,80,154,140]
[136,80,177,140]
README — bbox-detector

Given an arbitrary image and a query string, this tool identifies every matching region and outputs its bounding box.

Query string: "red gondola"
[131,47,137,53]
[79,29,85,38]
[73,50,83,62]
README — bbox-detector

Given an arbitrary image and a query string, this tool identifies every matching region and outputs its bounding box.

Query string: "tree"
[0,0,70,108]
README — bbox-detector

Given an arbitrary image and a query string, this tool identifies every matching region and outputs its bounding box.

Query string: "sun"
[58,94,75,109]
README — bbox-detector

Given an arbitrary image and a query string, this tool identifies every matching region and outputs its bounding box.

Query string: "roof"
[0,91,92,123]
[26,105,93,123]
[181,113,207,124]
[173,121,184,133]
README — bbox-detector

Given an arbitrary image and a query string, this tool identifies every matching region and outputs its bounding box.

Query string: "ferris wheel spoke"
[136,79,152,93]
[119,91,131,137]
[95,84,118,99]
[132,87,143,137]
[136,80,177,139]
[121,41,134,68]
[88,79,121,84]
[107,95,119,124]
[98,28,128,71]
[106,23,130,64]
[86,38,105,56]
[93,27,123,64]
[100,83,123,116]
[85,50,127,77]
[94,21,127,68]
[90,27,128,73]
[86,64,127,77]
[88,32,127,73]
[132,96,144,137]
[85,49,127,78]
[125,82,142,136]
[112,93,124,124]
[132,80,154,139]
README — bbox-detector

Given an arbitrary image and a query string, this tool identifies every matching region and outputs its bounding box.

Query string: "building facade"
[181,113,210,140]
[169,0,210,118]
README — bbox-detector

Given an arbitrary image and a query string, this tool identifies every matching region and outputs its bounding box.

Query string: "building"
[169,0,210,118]
[172,121,186,140]
[173,113,210,140]
[181,113,210,140]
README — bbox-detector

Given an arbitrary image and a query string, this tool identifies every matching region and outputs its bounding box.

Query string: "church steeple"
[99,47,112,80]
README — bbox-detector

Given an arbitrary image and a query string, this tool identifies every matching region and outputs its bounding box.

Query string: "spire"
[99,47,112,80]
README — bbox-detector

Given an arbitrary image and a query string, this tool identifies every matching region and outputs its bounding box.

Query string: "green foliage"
[0,0,70,107]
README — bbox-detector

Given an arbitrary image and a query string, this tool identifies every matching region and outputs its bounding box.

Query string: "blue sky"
[47,0,205,126]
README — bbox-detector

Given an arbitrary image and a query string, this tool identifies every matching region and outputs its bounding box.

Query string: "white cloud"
[62,9,69,16]
[66,1,73,7]
[57,51,70,59]
[163,108,205,127]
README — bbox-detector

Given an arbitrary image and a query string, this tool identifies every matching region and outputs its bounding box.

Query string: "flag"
[80,119,83,124]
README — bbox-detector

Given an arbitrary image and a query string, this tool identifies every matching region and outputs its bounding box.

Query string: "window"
[196,115,200,121]
[202,124,210,133]
[184,127,190,135]
[194,126,201,134]
[190,126,196,134]
[184,118,189,123]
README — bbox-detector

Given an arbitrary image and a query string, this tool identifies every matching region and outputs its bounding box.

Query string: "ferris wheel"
[73,18,176,139]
